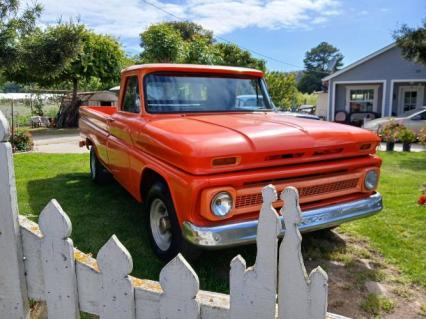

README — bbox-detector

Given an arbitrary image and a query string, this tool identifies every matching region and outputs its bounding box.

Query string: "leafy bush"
[379,120,403,142]
[10,130,33,152]
[16,114,32,127]
[397,126,417,144]
[418,127,426,145]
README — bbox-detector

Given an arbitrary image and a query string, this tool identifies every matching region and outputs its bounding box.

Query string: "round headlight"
[364,170,378,190]
[211,192,233,217]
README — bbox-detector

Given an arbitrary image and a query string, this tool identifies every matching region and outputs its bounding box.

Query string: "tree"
[164,21,214,44]
[265,72,298,109]
[140,21,265,70]
[11,22,85,85]
[140,23,185,63]
[0,0,42,72]
[56,28,125,127]
[185,35,222,64]
[394,20,426,65]
[298,42,343,93]
[214,43,266,71]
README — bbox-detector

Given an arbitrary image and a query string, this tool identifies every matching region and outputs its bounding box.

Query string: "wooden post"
[38,199,80,318]
[278,187,328,319]
[97,235,135,319]
[159,254,200,319]
[230,184,281,319]
[0,110,30,318]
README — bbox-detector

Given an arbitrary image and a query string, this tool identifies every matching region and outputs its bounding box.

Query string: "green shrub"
[360,293,394,315]
[10,130,33,152]
[16,114,32,127]
[397,126,417,144]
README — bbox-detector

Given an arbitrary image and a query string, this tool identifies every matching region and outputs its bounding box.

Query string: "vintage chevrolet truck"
[79,64,383,260]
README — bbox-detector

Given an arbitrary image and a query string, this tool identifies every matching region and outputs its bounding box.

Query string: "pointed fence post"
[38,199,80,318]
[278,187,328,319]
[0,110,30,318]
[230,184,281,319]
[97,235,135,319]
[159,254,200,319]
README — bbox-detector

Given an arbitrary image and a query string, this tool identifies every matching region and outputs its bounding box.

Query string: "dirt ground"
[303,230,426,318]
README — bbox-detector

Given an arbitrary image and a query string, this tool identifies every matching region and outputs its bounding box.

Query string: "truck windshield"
[144,73,273,113]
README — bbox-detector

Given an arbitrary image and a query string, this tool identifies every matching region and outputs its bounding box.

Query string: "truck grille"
[235,178,359,209]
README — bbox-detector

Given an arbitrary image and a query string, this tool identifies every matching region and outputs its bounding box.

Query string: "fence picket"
[39,199,80,318]
[278,187,328,319]
[97,235,135,319]
[160,254,200,319]
[0,111,30,318]
[230,185,281,319]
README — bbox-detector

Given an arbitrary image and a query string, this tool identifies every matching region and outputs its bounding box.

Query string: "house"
[62,91,118,107]
[323,43,426,124]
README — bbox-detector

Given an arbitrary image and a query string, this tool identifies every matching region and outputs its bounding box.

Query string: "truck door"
[107,75,141,190]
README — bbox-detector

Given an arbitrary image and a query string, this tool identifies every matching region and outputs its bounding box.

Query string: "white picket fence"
[0,110,349,319]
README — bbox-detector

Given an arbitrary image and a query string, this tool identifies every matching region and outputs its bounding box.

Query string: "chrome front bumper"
[182,192,383,248]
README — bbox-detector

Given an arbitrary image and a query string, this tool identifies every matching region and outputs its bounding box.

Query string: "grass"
[13,153,256,293]
[13,151,426,293]
[341,151,426,288]
[360,293,394,316]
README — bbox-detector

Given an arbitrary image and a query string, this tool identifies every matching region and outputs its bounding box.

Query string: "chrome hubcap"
[150,199,172,251]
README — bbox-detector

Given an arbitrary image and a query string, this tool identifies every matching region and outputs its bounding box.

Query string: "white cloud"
[31,0,341,41]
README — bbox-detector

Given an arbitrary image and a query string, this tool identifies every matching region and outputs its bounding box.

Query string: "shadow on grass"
[397,157,426,172]
[25,172,351,293]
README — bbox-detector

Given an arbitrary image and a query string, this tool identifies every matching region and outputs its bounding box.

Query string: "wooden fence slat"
[278,187,328,319]
[0,111,30,318]
[159,254,200,319]
[97,235,135,319]
[39,199,80,318]
[230,185,281,319]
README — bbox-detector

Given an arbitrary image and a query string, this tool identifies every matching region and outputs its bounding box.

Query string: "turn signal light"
[212,157,239,166]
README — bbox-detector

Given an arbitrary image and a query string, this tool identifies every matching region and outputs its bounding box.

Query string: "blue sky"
[33,0,425,71]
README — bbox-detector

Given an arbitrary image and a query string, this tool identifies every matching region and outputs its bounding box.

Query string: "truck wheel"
[90,147,111,184]
[145,182,201,262]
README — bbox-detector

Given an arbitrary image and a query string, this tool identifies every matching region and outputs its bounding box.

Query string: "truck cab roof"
[122,63,264,77]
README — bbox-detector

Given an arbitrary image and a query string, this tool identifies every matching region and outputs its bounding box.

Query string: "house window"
[349,89,374,112]
[345,85,379,113]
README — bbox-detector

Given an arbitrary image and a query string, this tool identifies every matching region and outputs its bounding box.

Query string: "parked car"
[363,107,426,133]
[79,64,382,261]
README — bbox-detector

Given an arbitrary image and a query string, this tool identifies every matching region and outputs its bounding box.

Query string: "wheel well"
[86,138,93,150]
[140,169,168,201]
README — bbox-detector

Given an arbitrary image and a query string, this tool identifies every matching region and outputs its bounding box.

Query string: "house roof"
[322,42,397,81]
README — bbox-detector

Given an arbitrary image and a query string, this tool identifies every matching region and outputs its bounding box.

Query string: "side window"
[122,76,140,113]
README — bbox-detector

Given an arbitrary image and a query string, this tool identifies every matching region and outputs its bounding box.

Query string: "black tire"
[90,147,111,184]
[144,181,201,262]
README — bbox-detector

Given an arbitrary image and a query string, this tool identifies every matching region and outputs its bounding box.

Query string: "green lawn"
[341,151,426,287]
[13,151,426,292]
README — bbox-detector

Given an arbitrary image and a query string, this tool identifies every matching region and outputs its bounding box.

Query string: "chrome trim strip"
[182,193,382,248]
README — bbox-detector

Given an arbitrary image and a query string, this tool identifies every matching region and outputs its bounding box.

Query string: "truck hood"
[141,113,380,175]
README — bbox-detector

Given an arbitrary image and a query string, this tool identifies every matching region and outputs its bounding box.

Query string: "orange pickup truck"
[79,64,382,260]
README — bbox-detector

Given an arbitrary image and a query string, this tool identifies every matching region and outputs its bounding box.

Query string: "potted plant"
[397,127,417,152]
[379,121,402,151]
[418,126,426,146]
